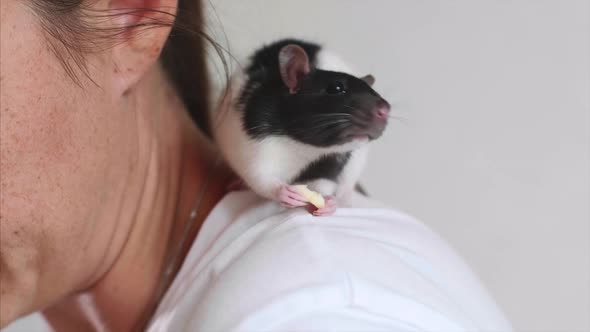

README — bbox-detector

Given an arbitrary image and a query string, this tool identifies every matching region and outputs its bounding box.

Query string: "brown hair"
[28,0,217,136]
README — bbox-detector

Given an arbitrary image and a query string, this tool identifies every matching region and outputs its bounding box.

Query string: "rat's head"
[276,44,390,147]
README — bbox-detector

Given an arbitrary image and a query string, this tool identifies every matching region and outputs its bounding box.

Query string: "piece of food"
[293,185,326,209]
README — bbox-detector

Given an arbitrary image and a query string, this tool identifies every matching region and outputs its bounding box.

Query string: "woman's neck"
[42,66,232,332]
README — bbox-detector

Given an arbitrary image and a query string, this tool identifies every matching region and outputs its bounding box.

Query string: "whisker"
[388,115,408,123]
[311,113,352,118]
[340,105,358,112]
[285,118,350,126]
[341,104,408,123]
[291,121,351,134]
[302,120,350,129]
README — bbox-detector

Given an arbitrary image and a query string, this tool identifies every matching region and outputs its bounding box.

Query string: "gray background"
[4,0,589,331]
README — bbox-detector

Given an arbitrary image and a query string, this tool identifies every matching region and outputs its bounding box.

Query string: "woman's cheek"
[1,0,137,308]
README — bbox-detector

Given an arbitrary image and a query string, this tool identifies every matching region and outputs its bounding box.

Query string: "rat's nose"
[374,99,391,120]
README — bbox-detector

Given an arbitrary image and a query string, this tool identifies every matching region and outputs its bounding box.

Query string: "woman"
[0,0,512,331]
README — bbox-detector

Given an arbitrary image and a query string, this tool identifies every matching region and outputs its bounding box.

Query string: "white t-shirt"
[147,192,512,332]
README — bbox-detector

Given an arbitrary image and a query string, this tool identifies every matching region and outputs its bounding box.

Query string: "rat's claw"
[312,196,337,216]
[278,184,308,208]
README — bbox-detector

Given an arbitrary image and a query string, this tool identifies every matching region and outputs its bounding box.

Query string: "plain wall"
[205,0,589,331]
[4,0,589,331]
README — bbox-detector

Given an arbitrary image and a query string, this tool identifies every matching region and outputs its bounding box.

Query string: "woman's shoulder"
[148,191,512,332]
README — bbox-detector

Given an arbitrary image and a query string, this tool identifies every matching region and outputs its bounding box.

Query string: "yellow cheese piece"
[294,185,326,209]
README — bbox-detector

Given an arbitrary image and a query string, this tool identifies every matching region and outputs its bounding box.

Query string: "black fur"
[238,38,389,147]
[292,153,351,184]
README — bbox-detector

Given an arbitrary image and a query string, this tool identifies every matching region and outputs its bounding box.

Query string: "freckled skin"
[0,0,230,329]
[0,0,140,323]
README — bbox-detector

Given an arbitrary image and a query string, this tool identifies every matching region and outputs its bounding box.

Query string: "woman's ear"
[109,0,178,95]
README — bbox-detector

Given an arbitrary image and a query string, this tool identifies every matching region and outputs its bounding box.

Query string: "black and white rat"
[211,38,390,216]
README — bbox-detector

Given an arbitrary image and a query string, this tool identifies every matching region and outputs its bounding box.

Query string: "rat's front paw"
[278,184,308,208]
[312,196,337,216]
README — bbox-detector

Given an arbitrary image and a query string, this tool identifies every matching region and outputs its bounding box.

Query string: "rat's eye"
[326,81,346,95]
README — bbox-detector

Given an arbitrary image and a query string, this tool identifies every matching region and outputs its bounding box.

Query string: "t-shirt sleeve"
[148,192,512,332]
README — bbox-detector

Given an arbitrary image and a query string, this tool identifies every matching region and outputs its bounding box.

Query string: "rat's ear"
[110,0,177,96]
[361,74,375,86]
[278,44,310,94]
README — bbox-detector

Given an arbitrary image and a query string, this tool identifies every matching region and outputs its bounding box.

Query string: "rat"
[210,38,390,216]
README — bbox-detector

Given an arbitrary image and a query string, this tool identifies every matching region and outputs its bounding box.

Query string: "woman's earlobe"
[109,0,178,95]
